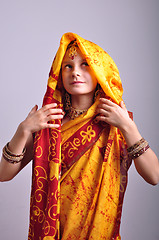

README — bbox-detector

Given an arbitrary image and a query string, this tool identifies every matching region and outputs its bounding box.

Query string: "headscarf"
[48,33,123,104]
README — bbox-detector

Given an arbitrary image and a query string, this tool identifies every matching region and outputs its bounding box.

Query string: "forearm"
[0,122,33,182]
[120,119,159,185]
[133,148,159,185]
[8,122,31,155]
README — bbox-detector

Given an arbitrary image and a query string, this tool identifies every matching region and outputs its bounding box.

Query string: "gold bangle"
[128,144,150,159]
[127,138,150,159]
[2,142,26,164]
[127,138,145,153]
[128,140,149,156]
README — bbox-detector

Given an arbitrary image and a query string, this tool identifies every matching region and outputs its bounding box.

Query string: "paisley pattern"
[28,33,132,240]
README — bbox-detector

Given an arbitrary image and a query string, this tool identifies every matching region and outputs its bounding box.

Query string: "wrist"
[19,120,32,138]
[119,118,135,133]
[7,122,31,155]
[119,119,142,148]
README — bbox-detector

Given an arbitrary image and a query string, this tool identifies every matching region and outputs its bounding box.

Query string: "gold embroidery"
[80,126,96,145]
[43,220,56,236]
[120,174,127,193]
[35,146,43,158]
[32,205,45,223]
[49,129,59,160]
[62,138,81,159]
[73,137,81,147]
[104,142,112,160]
[34,130,42,145]
[68,142,78,158]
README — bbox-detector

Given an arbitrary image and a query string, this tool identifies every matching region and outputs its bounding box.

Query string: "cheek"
[87,74,97,89]
[62,74,71,93]
[62,72,68,86]
[84,70,97,85]
[92,78,98,87]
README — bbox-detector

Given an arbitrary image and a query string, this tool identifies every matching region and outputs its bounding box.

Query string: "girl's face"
[61,47,97,97]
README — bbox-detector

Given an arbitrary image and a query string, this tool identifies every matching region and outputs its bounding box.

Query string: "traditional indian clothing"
[28,33,132,240]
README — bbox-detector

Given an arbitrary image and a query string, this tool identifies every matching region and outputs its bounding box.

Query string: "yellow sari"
[28,33,132,240]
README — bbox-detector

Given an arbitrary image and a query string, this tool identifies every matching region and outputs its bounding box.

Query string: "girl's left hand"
[96,98,132,130]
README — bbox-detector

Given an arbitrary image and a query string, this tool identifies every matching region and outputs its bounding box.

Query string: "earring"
[65,92,71,110]
[94,84,101,102]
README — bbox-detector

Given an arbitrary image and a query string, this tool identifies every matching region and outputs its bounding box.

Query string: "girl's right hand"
[21,103,64,135]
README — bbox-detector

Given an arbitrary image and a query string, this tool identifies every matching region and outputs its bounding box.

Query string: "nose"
[72,66,80,78]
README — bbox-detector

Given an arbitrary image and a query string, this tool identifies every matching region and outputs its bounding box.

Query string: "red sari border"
[61,118,109,175]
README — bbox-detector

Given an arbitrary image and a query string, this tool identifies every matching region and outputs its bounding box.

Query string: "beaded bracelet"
[2,142,26,164]
[127,138,150,159]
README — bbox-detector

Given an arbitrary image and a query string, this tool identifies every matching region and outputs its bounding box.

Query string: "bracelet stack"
[127,138,150,159]
[2,142,26,164]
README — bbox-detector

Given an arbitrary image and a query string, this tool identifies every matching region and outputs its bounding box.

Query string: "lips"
[70,81,85,85]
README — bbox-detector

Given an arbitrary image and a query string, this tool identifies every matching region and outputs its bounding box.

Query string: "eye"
[62,64,72,72]
[65,64,72,69]
[82,61,89,66]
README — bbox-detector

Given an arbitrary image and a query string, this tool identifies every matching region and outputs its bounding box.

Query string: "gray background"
[0,0,159,239]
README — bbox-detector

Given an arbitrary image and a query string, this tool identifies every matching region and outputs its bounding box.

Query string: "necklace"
[67,106,88,120]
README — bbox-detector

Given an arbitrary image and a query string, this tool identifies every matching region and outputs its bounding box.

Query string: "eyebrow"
[62,58,87,65]
[62,61,71,65]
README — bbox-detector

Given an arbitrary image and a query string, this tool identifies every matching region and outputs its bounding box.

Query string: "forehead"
[62,46,85,62]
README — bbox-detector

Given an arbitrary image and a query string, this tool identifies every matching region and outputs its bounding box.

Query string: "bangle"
[2,142,26,164]
[127,138,145,153]
[127,138,150,159]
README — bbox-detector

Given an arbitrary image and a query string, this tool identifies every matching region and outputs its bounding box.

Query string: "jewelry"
[2,142,26,164]
[129,144,150,159]
[127,138,145,153]
[64,92,88,120]
[67,106,88,120]
[127,138,150,159]
[64,92,71,110]
[94,84,101,102]
[64,84,101,120]
[68,45,77,59]
[67,40,78,60]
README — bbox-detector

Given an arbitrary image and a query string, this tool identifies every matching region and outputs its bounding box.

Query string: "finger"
[42,103,58,111]
[96,108,109,116]
[99,98,115,106]
[97,103,111,112]
[47,123,60,129]
[96,115,109,123]
[42,123,60,129]
[46,114,64,122]
[29,105,38,115]
[119,101,126,110]
[45,108,63,117]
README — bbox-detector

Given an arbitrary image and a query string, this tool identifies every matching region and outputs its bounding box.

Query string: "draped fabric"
[28,33,132,240]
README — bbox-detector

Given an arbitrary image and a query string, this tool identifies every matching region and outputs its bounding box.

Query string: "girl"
[0,33,159,240]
